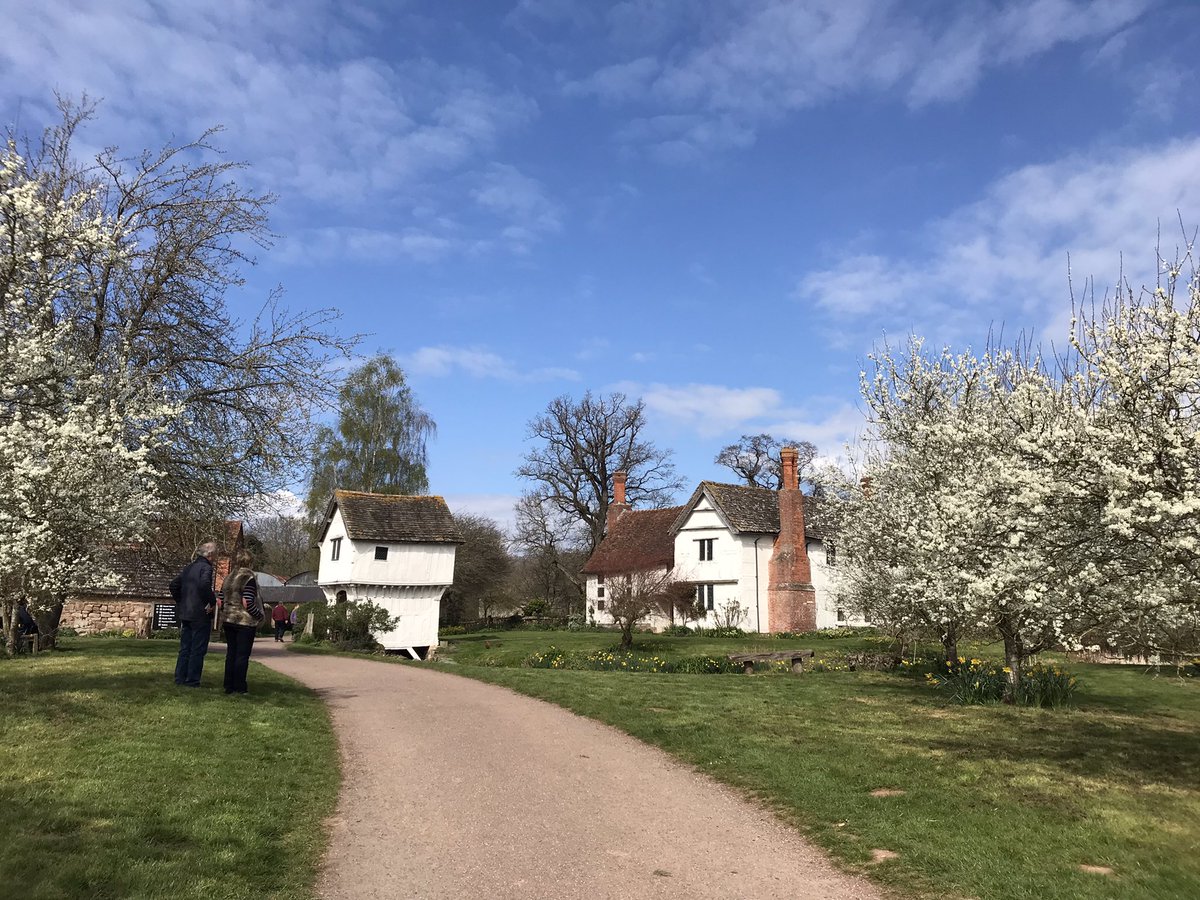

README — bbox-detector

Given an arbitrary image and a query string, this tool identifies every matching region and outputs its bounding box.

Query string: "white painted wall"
[318,509,457,651]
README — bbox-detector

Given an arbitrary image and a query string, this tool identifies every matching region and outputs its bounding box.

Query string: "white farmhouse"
[318,490,462,657]
[582,448,866,633]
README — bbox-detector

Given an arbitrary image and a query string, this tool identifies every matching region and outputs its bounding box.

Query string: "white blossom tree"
[0,144,174,654]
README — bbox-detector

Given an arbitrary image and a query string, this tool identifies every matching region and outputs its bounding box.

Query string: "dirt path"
[254,643,882,900]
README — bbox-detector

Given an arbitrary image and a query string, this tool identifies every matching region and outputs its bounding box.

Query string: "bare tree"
[517,392,685,555]
[715,434,817,489]
[15,97,358,522]
[509,491,586,616]
[606,569,688,650]
[7,97,358,639]
[247,515,316,578]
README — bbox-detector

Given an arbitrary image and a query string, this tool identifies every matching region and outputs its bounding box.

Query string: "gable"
[671,481,828,538]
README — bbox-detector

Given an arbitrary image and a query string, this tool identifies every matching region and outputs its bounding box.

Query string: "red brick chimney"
[606,472,630,532]
[767,447,817,632]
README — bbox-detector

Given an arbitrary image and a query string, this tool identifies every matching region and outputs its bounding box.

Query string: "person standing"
[271,601,289,642]
[170,543,217,687]
[220,551,263,695]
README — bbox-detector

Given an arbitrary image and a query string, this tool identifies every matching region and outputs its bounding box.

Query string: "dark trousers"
[274,621,287,641]
[175,619,210,686]
[223,623,256,694]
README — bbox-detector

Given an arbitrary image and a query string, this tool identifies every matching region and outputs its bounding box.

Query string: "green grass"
[438,626,892,667]
[433,631,1200,900]
[0,638,339,900]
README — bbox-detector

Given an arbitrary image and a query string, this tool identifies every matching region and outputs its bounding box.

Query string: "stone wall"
[62,597,155,636]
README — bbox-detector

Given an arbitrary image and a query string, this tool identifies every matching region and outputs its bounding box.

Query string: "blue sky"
[5,0,1199,528]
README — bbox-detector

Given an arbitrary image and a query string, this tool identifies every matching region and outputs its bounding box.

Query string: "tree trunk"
[40,598,64,650]
[619,621,634,650]
[941,624,959,667]
[997,617,1024,701]
[2,598,16,658]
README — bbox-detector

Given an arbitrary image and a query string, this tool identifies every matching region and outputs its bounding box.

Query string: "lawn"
[437,629,1200,900]
[0,638,339,900]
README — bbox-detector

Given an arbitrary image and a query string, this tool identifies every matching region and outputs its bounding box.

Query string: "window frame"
[330,537,342,561]
[374,545,388,561]
[696,583,715,611]
[697,538,715,561]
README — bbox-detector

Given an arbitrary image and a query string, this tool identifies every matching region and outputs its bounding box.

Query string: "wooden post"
[304,612,314,637]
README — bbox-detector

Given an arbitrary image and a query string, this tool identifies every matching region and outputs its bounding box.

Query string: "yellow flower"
[1003,666,1012,674]
[958,656,966,664]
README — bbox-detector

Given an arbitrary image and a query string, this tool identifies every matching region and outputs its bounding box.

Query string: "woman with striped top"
[219,551,264,695]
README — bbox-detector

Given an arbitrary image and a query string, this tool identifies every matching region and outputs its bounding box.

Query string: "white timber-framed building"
[581,450,866,633]
[317,490,462,657]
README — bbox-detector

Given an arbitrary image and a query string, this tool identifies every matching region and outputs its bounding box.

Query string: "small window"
[597,599,606,611]
[597,575,605,585]
[330,537,342,561]
[698,538,714,561]
[374,546,388,561]
[597,585,605,598]
[836,608,846,623]
[696,583,715,611]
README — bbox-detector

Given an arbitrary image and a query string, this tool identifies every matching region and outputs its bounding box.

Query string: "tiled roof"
[672,482,829,538]
[324,490,463,544]
[74,545,192,599]
[581,506,685,575]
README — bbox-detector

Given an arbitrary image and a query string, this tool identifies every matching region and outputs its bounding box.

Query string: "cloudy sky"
[5,0,1199,527]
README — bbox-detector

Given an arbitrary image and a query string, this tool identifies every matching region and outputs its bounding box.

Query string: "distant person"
[170,542,217,687]
[271,601,289,642]
[220,551,263,695]
[17,599,39,648]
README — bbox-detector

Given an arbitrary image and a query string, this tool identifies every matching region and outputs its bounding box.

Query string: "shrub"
[925,658,1079,707]
[291,600,399,650]
[440,625,468,636]
[662,625,692,637]
[149,628,179,640]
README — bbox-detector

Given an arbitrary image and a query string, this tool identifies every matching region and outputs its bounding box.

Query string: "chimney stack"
[606,472,630,533]
[780,446,799,492]
[767,447,817,633]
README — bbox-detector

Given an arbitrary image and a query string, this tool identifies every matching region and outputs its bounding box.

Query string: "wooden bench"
[727,649,814,675]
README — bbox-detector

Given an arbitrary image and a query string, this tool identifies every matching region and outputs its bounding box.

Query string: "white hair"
[197,542,217,559]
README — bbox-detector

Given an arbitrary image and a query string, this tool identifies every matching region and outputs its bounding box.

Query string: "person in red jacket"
[271,601,289,642]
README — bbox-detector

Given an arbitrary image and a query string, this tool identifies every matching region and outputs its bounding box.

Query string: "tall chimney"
[767,447,817,633]
[606,472,630,533]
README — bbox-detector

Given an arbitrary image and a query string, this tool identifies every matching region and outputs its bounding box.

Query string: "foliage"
[714,433,817,489]
[441,513,511,626]
[293,599,398,650]
[827,245,1200,689]
[517,391,685,556]
[305,353,435,521]
[924,657,1079,707]
[0,135,174,654]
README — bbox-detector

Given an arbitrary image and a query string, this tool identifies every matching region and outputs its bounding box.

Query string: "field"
[439,628,1200,900]
[0,639,338,900]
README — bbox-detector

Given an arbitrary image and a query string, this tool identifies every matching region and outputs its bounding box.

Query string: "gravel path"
[254,643,882,900]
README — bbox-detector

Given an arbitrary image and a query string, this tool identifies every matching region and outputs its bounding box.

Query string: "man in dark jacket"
[170,542,217,687]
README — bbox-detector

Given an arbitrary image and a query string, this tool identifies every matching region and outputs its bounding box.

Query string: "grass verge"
[434,632,1198,900]
[1,638,338,900]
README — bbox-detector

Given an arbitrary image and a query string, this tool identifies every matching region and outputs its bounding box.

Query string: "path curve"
[255,643,881,900]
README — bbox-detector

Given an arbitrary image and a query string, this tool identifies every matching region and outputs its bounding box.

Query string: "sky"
[4,0,1199,530]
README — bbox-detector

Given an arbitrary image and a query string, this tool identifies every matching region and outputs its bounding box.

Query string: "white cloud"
[621,379,867,456]
[566,0,1150,156]
[403,346,579,383]
[1,1,542,257]
[797,138,1200,343]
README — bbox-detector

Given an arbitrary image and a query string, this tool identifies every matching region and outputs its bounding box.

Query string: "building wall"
[587,496,867,634]
[318,511,457,650]
[61,597,154,636]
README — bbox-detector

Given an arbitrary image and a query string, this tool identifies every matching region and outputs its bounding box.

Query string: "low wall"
[62,597,155,637]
